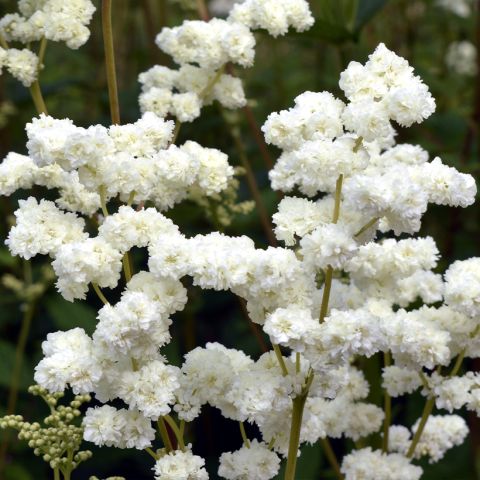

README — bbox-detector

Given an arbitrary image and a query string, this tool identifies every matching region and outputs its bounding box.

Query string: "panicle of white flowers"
[2,41,479,478]
[0,0,96,49]
[138,0,314,122]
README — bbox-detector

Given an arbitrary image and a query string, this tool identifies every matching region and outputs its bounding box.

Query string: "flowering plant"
[0,1,479,479]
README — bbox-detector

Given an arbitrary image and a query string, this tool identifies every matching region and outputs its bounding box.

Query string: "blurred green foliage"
[0,0,479,478]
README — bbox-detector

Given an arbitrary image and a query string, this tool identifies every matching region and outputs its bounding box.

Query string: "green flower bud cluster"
[2,264,54,302]
[0,385,92,476]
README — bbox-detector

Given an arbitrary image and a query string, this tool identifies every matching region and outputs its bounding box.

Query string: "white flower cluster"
[139,65,247,122]
[218,439,280,480]
[4,43,479,478]
[389,415,469,463]
[0,0,96,49]
[1,112,235,300]
[341,447,422,480]
[228,0,315,37]
[265,44,476,236]
[153,449,209,480]
[83,405,155,450]
[0,46,38,86]
[139,0,314,122]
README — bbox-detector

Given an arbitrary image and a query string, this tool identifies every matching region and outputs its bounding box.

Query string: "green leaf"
[0,340,33,391]
[45,296,97,335]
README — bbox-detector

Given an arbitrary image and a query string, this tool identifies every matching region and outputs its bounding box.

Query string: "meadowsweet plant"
[0,0,479,479]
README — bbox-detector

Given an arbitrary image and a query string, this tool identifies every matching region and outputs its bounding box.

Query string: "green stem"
[284,372,313,480]
[164,415,185,450]
[29,81,48,115]
[0,33,8,49]
[382,351,392,453]
[406,396,435,458]
[273,344,288,376]
[145,447,159,460]
[449,350,466,377]
[91,283,109,305]
[321,437,344,480]
[102,0,121,125]
[199,66,225,99]
[157,418,174,452]
[122,254,132,283]
[99,185,109,217]
[332,174,343,223]
[53,468,60,480]
[319,174,343,323]
[171,122,182,145]
[239,422,251,448]
[354,217,380,238]
[38,37,48,70]
[319,265,333,324]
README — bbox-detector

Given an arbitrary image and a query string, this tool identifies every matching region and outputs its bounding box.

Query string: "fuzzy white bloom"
[218,440,281,480]
[138,65,247,121]
[272,197,325,245]
[339,43,435,144]
[118,360,180,419]
[170,92,202,122]
[180,140,234,195]
[446,41,477,76]
[262,92,346,151]
[153,449,209,480]
[6,197,87,259]
[407,415,469,463]
[126,271,188,316]
[52,237,123,301]
[228,0,314,37]
[4,48,39,86]
[156,19,255,69]
[83,405,155,449]
[396,270,444,307]
[300,223,357,270]
[341,448,422,480]
[0,153,38,196]
[175,343,253,421]
[34,328,101,394]
[444,258,480,317]
[263,306,320,351]
[432,373,475,412]
[98,206,179,253]
[1,0,96,49]
[94,291,172,358]
[382,366,422,397]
